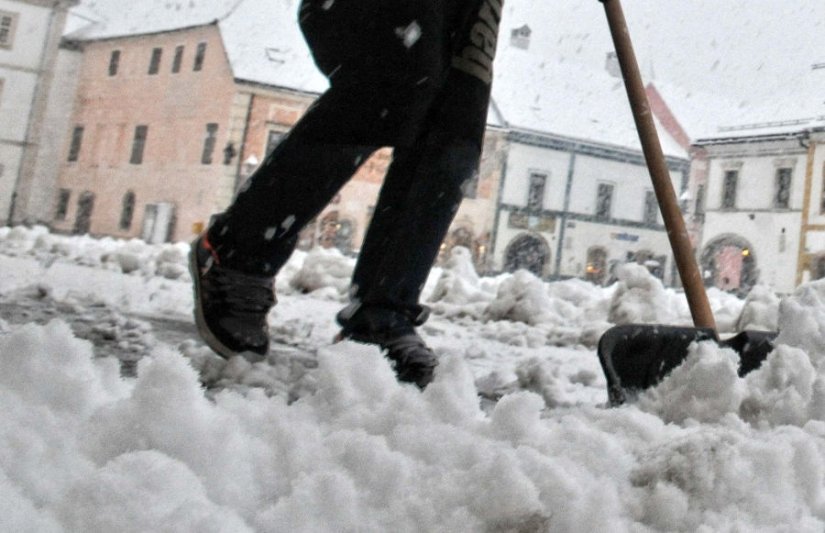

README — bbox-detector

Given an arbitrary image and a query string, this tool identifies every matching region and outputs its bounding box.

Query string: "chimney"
[605,51,621,78]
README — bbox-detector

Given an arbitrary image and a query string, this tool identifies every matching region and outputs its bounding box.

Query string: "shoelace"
[210,265,275,317]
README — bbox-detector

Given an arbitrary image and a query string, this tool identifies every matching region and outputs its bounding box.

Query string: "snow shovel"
[595,0,777,406]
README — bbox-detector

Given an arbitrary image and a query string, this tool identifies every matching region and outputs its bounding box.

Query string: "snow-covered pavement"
[2,226,825,532]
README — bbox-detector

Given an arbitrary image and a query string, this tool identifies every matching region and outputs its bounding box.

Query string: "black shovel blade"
[597,324,778,406]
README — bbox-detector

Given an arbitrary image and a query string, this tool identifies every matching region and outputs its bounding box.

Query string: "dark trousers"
[208,0,502,318]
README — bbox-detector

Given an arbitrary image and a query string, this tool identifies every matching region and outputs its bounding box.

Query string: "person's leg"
[205,0,450,276]
[343,0,502,326]
[336,0,502,388]
[192,0,450,360]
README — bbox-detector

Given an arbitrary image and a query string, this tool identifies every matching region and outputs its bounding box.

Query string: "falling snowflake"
[395,21,422,48]
[281,215,296,232]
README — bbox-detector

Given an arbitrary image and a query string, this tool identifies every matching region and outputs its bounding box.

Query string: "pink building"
[52,1,504,270]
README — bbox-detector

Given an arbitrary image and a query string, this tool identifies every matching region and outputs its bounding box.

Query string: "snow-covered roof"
[656,80,825,143]
[64,0,327,93]
[217,0,326,93]
[64,1,240,41]
[63,0,825,148]
[491,38,687,158]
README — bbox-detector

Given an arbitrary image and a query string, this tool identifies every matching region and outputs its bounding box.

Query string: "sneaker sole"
[188,242,267,363]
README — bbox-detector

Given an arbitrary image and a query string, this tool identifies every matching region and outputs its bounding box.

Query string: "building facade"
[53,25,242,241]
[51,22,506,271]
[0,0,77,225]
[692,124,825,295]
[490,130,689,285]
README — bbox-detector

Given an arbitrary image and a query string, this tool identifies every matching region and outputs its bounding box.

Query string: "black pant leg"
[351,0,503,313]
[207,0,450,275]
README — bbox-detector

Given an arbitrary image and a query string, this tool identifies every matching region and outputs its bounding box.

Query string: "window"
[67,126,84,162]
[148,48,163,75]
[193,42,207,71]
[223,142,236,165]
[774,167,792,209]
[695,184,706,216]
[120,191,136,230]
[55,189,71,221]
[722,169,738,209]
[130,125,148,164]
[527,172,547,211]
[172,45,184,73]
[201,123,218,164]
[108,50,121,76]
[0,11,19,49]
[596,182,614,220]
[643,190,658,225]
[265,130,284,155]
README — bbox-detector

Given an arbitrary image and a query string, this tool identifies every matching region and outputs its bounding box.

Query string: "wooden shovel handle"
[601,0,717,331]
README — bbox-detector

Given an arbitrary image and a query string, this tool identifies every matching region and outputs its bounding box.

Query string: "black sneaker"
[337,305,438,389]
[381,333,439,389]
[189,235,275,361]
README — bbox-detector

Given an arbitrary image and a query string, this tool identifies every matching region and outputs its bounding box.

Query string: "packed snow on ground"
[1,226,824,532]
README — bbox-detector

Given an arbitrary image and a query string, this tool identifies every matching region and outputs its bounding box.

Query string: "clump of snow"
[7,226,825,530]
[484,269,580,327]
[740,344,818,427]
[607,263,683,325]
[288,247,354,297]
[638,341,746,424]
[428,246,496,319]
[735,284,780,332]
[640,279,825,428]
[775,279,825,364]
[706,286,747,333]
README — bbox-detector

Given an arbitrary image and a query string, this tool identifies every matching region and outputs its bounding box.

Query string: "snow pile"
[485,269,579,327]
[640,279,825,427]
[4,316,825,531]
[3,228,825,530]
[775,279,825,364]
[288,247,354,298]
[607,263,687,326]
[428,246,498,318]
[0,225,190,280]
[736,284,780,332]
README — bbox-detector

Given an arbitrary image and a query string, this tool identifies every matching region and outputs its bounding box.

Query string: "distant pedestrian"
[190,0,503,388]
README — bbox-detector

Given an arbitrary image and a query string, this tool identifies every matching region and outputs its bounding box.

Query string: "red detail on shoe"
[201,235,221,265]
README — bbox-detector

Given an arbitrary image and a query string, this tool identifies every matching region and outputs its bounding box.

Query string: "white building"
[693,122,825,295]
[0,0,77,225]
[487,29,689,285]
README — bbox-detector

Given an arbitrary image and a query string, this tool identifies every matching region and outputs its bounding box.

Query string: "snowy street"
[3,226,825,532]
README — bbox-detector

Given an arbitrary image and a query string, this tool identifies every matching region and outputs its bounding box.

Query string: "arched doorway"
[504,233,550,277]
[585,246,608,285]
[701,234,758,293]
